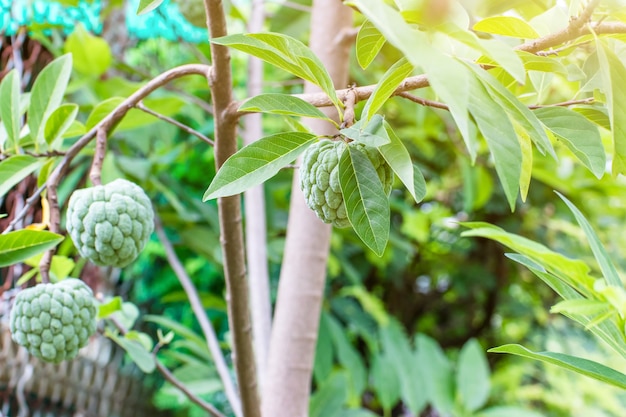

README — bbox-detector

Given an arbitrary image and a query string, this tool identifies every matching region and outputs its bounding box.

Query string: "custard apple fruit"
[66,179,154,268]
[299,139,393,228]
[9,279,97,363]
[177,0,206,27]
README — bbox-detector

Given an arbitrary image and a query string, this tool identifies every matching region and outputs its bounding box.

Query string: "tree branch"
[3,64,211,234]
[398,92,595,110]
[135,101,215,146]
[203,0,262,416]
[154,217,242,417]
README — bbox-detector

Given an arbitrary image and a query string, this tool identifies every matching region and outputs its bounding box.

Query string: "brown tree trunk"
[261,1,353,416]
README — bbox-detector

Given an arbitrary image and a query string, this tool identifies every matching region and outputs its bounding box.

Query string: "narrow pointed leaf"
[556,192,622,287]
[0,70,21,149]
[514,121,532,202]
[0,230,64,267]
[28,54,72,146]
[457,339,490,412]
[362,58,413,121]
[238,94,331,120]
[339,146,390,256]
[356,20,386,69]
[534,107,605,178]
[203,132,317,200]
[0,155,44,199]
[595,40,626,175]
[213,33,341,110]
[379,122,425,203]
[44,103,79,148]
[488,344,626,390]
[473,16,540,39]
[467,75,521,210]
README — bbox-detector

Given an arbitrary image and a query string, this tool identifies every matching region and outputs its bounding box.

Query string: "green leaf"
[416,334,455,414]
[0,155,44,199]
[314,313,335,384]
[439,23,525,83]
[238,94,331,121]
[327,315,367,405]
[488,344,626,390]
[64,24,112,77]
[556,192,622,287]
[44,104,79,149]
[339,286,390,326]
[371,352,401,413]
[534,107,605,178]
[340,115,390,147]
[517,51,567,74]
[213,33,341,111]
[309,371,349,417]
[106,330,156,373]
[572,106,611,130]
[339,146,390,256]
[27,54,73,147]
[203,132,317,200]
[550,299,610,316]
[0,230,64,268]
[466,75,521,210]
[380,319,427,414]
[514,120,532,203]
[456,339,490,412]
[379,122,426,203]
[356,20,386,69]
[0,70,21,150]
[137,0,165,15]
[595,40,626,175]
[98,296,124,319]
[361,58,413,121]
[473,16,540,39]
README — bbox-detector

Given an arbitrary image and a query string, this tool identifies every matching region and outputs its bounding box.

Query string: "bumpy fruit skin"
[299,139,393,228]
[66,179,154,268]
[9,279,97,363]
[177,0,207,27]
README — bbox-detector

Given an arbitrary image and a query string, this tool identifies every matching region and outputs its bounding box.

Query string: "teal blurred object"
[0,0,208,43]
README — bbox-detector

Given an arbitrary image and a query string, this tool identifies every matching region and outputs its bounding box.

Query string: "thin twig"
[397,92,449,110]
[108,316,226,417]
[527,97,595,109]
[398,92,594,111]
[154,217,242,417]
[89,128,107,186]
[3,64,211,234]
[135,102,215,146]
[39,177,62,283]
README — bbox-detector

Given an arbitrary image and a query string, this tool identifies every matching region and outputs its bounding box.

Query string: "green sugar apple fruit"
[177,0,207,27]
[66,179,154,268]
[9,279,98,363]
[299,139,393,228]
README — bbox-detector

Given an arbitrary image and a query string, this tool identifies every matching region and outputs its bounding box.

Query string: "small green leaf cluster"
[66,179,154,268]
[9,278,97,363]
[299,139,393,228]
